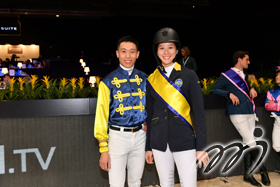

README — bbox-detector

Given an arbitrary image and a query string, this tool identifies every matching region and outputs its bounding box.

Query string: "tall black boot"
[243,150,262,187]
[259,165,271,186]
[250,148,270,186]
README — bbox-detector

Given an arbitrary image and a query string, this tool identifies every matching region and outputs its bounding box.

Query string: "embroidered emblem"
[115,104,132,115]
[130,75,143,85]
[175,79,183,88]
[111,77,127,88]
[131,88,145,99]
[113,91,131,102]
[133,101,145,112]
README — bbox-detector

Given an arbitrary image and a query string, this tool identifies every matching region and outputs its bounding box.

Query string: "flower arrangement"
[201,77,218,95]
[249,77,274,94]
[0,75,100,101]
[201,77,275,95]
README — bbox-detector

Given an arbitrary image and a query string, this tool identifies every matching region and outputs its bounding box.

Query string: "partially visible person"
[265,66,280,160]
[211,51,270,187]
[145,27,209,187]
[11,54,18,66]
[0,74,10,89]
[178,46,197,72]
[94,35,148,187]
[34,61,43,69]
[26,59,34,69]
[2,58,10,68]
[42,59,51,69]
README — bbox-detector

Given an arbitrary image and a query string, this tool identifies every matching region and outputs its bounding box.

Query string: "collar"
[174,62,181,71]
[232,67,245,78]
[117,65,137,76]
[232,67,243,73]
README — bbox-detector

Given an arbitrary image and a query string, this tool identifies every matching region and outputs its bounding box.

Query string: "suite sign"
[0,22,21,36]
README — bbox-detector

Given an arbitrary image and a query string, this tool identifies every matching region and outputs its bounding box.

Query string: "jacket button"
[164,109,167,112]
[165,117,167,119]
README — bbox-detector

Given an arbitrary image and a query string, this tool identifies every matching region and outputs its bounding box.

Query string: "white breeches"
[230,114,256,147]
[270,113,280,152]
[152,145,197,187]
[108,128,146,187]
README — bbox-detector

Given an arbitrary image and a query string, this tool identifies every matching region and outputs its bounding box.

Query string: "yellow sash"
[147,63,194,132]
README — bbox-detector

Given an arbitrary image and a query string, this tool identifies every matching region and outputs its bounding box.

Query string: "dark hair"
[181,46,191,56]
[117,35,139,51]
[232,51,249,65]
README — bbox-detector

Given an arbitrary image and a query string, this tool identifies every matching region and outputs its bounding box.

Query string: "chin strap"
[158,63,167,73]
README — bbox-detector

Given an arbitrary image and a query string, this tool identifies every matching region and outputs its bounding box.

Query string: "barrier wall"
[0,96,278,186]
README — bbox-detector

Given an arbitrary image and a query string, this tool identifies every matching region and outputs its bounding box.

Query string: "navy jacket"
[145,64,206,152]
[211,73,254,116]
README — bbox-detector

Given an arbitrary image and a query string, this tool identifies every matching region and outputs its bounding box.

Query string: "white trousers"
[152,145,197,187]
[270,113,280,152]
[108,127,146,187]
[229,114,256,147]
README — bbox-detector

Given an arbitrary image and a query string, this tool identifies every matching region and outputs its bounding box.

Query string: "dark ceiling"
[1,0,280,77]
[1,0,279,19]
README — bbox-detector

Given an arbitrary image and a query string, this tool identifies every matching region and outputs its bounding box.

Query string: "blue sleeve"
[211,74,231,98]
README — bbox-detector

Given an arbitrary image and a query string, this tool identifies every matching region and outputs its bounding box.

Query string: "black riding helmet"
[153,27,181,72]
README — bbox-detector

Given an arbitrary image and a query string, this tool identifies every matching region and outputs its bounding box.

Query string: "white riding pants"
[270,112,280,152]
[229,114,256,147]
[152,145,197,187]
[108,127,146,187]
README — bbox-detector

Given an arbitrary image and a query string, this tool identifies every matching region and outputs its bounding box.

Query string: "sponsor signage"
[0,22,21,36]
[7,45,23,54]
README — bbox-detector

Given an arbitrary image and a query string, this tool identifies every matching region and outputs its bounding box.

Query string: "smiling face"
[157,42,178,68]
[116,42,139,68]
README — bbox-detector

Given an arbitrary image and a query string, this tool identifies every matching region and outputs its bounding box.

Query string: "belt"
[109,125,142,133]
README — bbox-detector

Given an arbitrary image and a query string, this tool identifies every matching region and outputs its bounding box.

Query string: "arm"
[212,74,240,105]
[145,81,154,151]
[265,91,280,112]
[249,87,258,99]
[188,72,209,167]
[211,74,231,97]
[188,72,206,151]
[94,81,111,171]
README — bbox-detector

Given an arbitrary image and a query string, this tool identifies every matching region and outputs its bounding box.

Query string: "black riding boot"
[250,148,270,186]
[259,165,271,186]
[243,150,262,187]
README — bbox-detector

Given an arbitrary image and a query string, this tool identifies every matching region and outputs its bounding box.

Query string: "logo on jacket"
[175,79,183,88]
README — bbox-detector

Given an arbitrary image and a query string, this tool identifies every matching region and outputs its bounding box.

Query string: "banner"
[0,22,21,36]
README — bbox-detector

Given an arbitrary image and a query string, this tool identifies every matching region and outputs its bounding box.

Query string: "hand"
[267,100,275,104]
[142,122,147,132]
[229,93,240,105]
[196,151,209,168]
[145,151,154,164]
[250,88,258,99]
[99,152,111,172]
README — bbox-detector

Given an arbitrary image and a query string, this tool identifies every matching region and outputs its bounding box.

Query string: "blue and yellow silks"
[147,63,195,133]
[94,66,148,153]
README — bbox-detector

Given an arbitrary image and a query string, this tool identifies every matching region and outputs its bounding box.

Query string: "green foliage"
[249,77,275,94]
[200,77,218,95]
[0,75,99,101]
[202,76,275,95]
